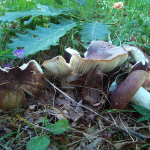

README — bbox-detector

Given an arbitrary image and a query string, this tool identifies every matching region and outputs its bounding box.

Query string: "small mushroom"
[130,61,150,91]
[110,70,149,109]
[70,41,128,74]
[42,56,72,78]
[130,61,149,72]
[65,47,80,63]
[123,45,149,65]
[0,60,45,111]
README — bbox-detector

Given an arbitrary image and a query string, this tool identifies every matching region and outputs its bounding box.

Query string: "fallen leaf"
[82,67,103,105]
[114,141,140,150]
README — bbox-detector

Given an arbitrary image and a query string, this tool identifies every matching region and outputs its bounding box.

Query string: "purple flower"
[14,49,25,59]
[2,63,10,68]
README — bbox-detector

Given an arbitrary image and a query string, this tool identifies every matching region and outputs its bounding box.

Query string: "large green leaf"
[7,20,77,56]
[0,4,70,22]
[26,135,50,150]
[80,21,110,47]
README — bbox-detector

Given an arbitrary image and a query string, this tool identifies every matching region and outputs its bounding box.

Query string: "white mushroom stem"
[130,87,150,110]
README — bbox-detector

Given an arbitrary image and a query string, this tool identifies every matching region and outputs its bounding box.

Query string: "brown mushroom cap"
[129,61,150,91]
[142,76,150,91]
[130,61,149,72]
[0,60,45,111]
[70,41,128,74]
[42,56,72,78]
[110,70,149,109]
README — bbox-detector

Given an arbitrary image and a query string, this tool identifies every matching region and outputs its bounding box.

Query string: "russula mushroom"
[129,61,150,91]
[70,41,128,74]
[42,56,72,78]
[65,47,80,63]
[130,61,149,72]
[0,60,45,111]
[110,70,149,109]
[123,45,149,65]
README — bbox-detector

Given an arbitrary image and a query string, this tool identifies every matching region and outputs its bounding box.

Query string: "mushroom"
[70,41,128,74]
[0,60,45,111]
[110,70,149,109]
[42,56,72,78]
[65,47,80,63]
[129,61,150,91]
[123,45,149,65]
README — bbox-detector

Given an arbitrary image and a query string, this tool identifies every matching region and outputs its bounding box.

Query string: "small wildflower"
[112,2,123,10]
[14,49,25,59]
[2,63,10,68]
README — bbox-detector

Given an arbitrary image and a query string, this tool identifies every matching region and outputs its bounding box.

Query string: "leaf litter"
[0,65,150,150]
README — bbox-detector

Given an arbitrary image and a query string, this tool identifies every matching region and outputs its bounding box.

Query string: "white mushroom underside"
[42,56,72,78]
[20,60,43,74]
[70,54,128,74]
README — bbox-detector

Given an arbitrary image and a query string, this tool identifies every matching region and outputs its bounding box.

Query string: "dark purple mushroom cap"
[70,41,128,74]
[0,60,45,111]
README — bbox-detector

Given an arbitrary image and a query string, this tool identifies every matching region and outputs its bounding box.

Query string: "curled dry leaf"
[111,70,149,109]
[112,2,123,10]
[114,141,140,150]
[0,60,45,111]
[82,67,104,105]
[57,90,84,121]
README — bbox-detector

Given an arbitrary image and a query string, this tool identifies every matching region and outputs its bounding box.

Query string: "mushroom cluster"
[43,41,150,110]
[0,60,45,111]
[42,41,128,80]
[2,41,149,111]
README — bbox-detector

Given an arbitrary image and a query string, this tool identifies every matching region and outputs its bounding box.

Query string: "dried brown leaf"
[82,68,103,105]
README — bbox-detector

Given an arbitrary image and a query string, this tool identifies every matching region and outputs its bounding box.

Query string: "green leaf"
[131,105,150,115]
[45,119,70,134]
[80,21,110,47]
[55,0,63,5]
[137,115,150,122]
[8,20,77,56]
[106,109,136,113]
[55,119,69,126]
[45,123,55,130]
[52,123,68,134]
[52,119,70,135]
[0,4,70,22]
[26,135,50,150]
